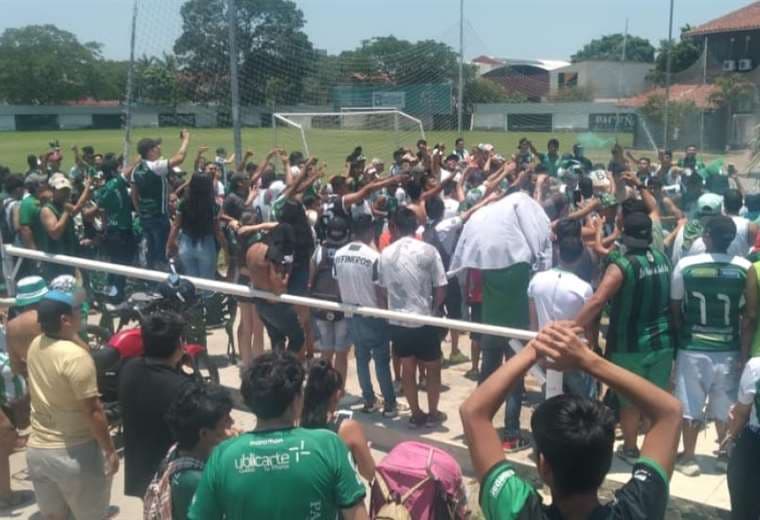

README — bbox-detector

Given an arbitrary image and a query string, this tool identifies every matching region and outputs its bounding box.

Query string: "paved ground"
[4,321,733,519]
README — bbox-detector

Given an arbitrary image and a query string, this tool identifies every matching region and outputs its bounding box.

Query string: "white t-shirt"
[738,358,760,428]
[377,236,448,327]
[434,216,464,259]
[334,241,380,308]
[144,159,169,176]
[443,197,459,220]
[527,268,592,328]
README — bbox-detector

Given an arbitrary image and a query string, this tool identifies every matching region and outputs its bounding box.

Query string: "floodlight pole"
[228,0,243,181]
[663,0,675,150]
[457,0,464,134]
[122,0,138,168]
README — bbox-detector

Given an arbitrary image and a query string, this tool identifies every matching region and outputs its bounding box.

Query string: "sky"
[0,0,753,61]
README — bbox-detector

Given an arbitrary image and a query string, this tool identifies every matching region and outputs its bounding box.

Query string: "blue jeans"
[141,215,169,270]
[349,316,396,409]
[178,234,217,279]
[479,334,524,439]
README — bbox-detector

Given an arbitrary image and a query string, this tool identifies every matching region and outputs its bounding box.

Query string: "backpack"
[311,240,348,321]
[143,445,204,520]
[370,441,468,520]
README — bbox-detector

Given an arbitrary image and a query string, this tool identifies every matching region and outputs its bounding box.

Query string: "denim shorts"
[315,318,351,352]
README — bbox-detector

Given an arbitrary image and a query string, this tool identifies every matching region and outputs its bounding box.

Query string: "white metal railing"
[2,246,537,342]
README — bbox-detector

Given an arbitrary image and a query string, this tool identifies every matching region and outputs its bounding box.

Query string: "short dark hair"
[425,197,445,222]
[26,154,38,169]
[558,236,584,264]
[548,138,559,148]
[241,351,304,419]
[4,174,24,194]
[38,299,74,336]
[229,173,248,193]
[391,207,418,237]
[166,384,233,450]
[330,176,348,193]
[705,215,737,253]
[621,198,647,217]
[578,176,593,199]
[555,218,581,240]
[301,359,343,429]
[406,179,423,201]
[455,137,464,145]
[142,311,184,359]
[416,139,427,148]
[531,395,616,495]
[723,189,743,214]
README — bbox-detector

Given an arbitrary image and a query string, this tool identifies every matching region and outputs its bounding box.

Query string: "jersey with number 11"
[671,253,751,351]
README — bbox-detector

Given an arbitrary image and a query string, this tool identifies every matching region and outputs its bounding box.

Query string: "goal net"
[273,110,426,167]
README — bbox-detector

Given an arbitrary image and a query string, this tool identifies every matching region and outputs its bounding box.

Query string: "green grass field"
[0,127,635,175]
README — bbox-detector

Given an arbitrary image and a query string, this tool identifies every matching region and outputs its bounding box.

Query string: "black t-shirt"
[118,358,196,498]
[480,459,669,520]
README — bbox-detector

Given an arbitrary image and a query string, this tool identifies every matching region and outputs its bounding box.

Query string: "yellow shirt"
[27,335,99,449]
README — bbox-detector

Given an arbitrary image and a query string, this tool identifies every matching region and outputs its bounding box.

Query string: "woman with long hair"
[166,172,226,279]
[301,360,375,481]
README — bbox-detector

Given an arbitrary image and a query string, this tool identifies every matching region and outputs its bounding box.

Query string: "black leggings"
[728,426,760,520]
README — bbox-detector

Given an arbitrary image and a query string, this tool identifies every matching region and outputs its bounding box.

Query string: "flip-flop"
[0,489,35,510]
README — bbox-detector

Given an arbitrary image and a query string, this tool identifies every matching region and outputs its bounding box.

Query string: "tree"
[464,78,527,106]
[650,25,702,84]
[174,0,315,106]
[572,34,655,63]
[547,85,595,102]
[0,25,109,104]
[134,54,185,107]
[709,74,756,143]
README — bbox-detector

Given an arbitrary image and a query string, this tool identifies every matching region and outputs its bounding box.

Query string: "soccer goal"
[273,109,426,168]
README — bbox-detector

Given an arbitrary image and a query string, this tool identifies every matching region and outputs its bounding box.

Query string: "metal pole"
[457,0,464,134]
[122,0,138,168]
[700,36,709,151]
[615,19,629,136]
[228,0,242,184]
[663,0,675,150]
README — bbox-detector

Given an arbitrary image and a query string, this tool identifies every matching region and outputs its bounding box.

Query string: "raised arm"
[194,145,209,173]
[236,150,254,173]
[574,263,623,329]
[169,129,191,168]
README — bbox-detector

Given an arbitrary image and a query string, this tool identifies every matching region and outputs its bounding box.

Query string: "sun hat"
[15,276,48,307]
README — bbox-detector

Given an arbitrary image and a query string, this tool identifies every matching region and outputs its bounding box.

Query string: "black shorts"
[469,303,483,342]
[443,279,462,320]
[391,325,442,362]
[237,274,256,304]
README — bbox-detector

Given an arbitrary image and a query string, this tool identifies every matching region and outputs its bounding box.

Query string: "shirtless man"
[246,223,305,357]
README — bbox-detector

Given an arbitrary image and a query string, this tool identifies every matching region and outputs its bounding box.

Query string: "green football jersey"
[671,253,750,351]
[606,248,673,354]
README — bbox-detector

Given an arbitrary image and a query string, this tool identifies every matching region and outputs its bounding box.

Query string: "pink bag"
[370,441,469,520]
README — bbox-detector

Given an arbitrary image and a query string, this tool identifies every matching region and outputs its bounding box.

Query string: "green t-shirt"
[671,253,750,352]
[607,248,673,354]
[537,152,561,177]
[94,175,132,231]
[18,195,48,251]
[43,202,77,257]
[171,468,202,520]
[480,458,669,520]
[188,427,366,520]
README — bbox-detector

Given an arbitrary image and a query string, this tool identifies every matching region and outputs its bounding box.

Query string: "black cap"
[622,212,652,249]
[81,146,95,156]
[137,138,162,158]
[705,215,737,245]
[351,214,374,234]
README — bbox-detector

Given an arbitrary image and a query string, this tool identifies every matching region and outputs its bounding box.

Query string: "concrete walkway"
[5,326,731,519]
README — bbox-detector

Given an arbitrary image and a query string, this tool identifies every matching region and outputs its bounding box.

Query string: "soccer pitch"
[0,127,634,174]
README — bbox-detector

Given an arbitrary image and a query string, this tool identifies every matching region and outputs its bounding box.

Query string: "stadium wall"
[472,102,637,132]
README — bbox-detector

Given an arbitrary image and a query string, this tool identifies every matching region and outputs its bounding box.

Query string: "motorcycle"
[90,260,220,425]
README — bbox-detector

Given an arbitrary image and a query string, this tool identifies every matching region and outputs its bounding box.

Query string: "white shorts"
[674,350,740,422]
[315,318,351,353]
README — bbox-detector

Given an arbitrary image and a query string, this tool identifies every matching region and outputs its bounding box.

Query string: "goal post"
[273,110,426,168]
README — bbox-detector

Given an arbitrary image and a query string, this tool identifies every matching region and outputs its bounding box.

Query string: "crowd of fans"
[0,131,759,519]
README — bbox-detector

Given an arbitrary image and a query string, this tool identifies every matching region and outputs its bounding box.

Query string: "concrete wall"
[59,114,93,130]
[472,102,637,133]
[0,115,14,132]
[550,61,653,99]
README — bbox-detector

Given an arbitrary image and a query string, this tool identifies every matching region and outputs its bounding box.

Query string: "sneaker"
[615,446,641,465]
[464,368,480,381]
[448,351,470,365]
[408,412,428,429]
[382,406,399,419]
[427,411,448,425]
[360,401,381,414]
[502,436,531,453]
[675,454,701,477]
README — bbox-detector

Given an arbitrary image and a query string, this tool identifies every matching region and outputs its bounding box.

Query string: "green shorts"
[481,263,530,329]
[609,349,673,407]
